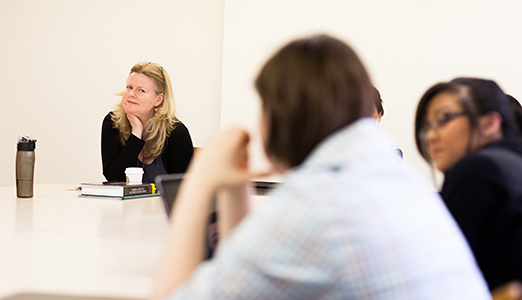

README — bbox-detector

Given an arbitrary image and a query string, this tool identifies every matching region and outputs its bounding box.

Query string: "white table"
[0,184,169,299]
[0,184,271,299]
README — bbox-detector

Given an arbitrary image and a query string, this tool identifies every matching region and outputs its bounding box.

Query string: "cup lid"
[125,167,144,174]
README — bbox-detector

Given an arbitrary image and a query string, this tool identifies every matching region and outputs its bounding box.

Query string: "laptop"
[155,173,217,259]
[155,173,185,216]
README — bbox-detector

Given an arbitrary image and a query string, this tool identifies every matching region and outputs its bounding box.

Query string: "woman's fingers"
[122,102,144,138]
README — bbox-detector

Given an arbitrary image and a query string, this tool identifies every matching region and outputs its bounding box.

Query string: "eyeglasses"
[421,111,467,136]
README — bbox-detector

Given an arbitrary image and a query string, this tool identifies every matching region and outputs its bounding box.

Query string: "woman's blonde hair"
[112,62,177,160]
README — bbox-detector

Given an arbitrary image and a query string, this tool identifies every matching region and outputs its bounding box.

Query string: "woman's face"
[423,92,475,172]
[122,72,163,119]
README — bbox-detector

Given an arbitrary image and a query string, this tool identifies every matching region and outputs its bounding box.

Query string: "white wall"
[221,0,522,183]
[2,0,522,188]
[0,0,224,187]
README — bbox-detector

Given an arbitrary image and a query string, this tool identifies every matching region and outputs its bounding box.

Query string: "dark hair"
[255,34,374,168]
[414,77,521,162]
[373,87,384,116]
[506,94,522,131]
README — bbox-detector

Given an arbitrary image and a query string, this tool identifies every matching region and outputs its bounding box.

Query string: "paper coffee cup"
[125,167,144,185]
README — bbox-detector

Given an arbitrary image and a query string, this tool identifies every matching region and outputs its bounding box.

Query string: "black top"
[101,112,194,182]
[442,139,522,290]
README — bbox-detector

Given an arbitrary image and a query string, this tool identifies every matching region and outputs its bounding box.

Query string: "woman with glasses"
[101,62,194,183]
[414,77,522,290]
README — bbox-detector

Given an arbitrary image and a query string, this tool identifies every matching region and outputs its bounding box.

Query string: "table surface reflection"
[0,184,271,299]
[0,184,169,299]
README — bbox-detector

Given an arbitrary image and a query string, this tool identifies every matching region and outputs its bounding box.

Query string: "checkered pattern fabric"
[165,118,490,300]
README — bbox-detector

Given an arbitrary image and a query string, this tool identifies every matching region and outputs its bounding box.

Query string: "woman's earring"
[155,107,158,112]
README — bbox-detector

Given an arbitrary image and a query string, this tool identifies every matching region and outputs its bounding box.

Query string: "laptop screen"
[155,173,217,258]
[155,173,184,216]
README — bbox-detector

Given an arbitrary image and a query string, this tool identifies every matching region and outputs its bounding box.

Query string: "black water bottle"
[16,135,37,198]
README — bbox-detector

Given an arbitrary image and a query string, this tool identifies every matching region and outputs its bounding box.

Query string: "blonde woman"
[101,62,193,183]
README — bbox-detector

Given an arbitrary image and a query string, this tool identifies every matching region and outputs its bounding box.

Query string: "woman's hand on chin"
[123,101,144,139]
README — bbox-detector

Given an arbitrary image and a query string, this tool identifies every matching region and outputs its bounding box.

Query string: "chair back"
[492,281,522,300]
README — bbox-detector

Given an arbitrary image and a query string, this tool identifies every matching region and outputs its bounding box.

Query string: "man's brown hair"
[255,34,374,168]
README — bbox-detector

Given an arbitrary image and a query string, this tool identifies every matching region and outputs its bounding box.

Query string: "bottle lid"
[18,135,37,151]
